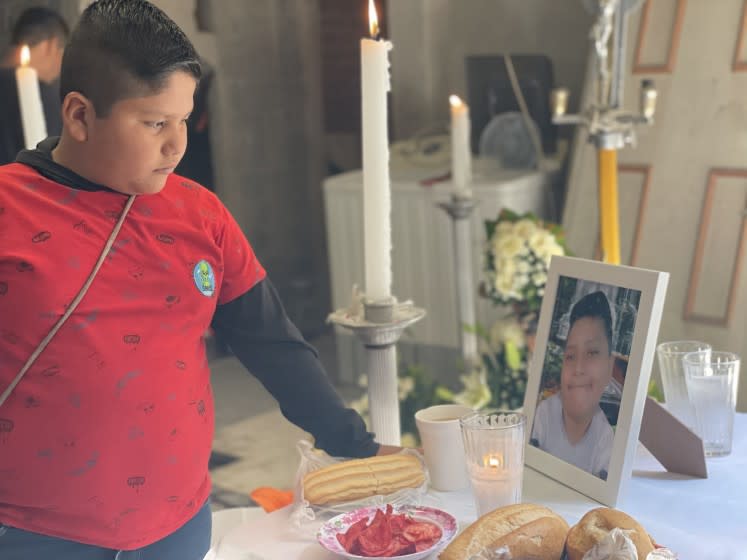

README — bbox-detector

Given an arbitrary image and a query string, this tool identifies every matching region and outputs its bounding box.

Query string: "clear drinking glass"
[460,410,525,517]
[656,341,711,429]
[683,351,740,457]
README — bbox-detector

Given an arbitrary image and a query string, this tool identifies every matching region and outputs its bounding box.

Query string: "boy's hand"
[376,444,404,456]
[376,444,425,455]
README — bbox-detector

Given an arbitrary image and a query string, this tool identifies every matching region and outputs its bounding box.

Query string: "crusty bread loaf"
[565,507,655,560]
[440,503,569,560]
[302,454,425,506]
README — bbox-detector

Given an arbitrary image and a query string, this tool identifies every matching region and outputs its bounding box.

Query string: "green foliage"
[398,363,450,438]
[647,379,664,402]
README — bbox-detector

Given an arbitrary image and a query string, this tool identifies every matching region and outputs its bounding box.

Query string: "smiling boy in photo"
[531,290,615,479]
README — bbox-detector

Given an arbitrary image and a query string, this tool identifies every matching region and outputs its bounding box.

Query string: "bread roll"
[565,507,655,560]
[440,503,569,560]
[302,454,425,505]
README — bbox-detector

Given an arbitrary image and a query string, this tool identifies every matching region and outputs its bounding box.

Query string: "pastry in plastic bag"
[566,508,655,560]
[303,453,425,506]
[290,440,428,529]
[440,503,569,560]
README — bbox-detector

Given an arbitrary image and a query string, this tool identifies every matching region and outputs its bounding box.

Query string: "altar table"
[207,413,747,560]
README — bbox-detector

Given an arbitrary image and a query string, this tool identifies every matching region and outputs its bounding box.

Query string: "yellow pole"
[598,148,620,265]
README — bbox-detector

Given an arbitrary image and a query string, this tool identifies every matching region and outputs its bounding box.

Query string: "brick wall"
[320,0,387,134]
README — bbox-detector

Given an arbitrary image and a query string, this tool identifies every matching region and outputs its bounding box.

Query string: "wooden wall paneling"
[633,0,687,74]
[684,168,747,326]
[732,0,747,71]
[618,164,653,266]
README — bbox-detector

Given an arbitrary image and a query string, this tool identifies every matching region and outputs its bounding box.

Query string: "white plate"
[317,504,457,560]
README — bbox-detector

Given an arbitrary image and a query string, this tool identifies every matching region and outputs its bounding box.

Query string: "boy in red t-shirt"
[0,1,396,558]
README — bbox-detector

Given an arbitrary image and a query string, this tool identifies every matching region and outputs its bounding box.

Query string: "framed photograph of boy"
[523,256,669,507]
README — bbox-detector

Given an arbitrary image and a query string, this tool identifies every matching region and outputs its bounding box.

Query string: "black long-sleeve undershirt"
[211,278,378,458]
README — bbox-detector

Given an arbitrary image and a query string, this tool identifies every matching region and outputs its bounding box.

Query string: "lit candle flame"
[483,454,503,469]
[20,45,30,67]
[449,95,463,108]
[368,0,379,39]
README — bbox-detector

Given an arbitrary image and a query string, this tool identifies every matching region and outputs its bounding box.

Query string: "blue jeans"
[0,500,211,560]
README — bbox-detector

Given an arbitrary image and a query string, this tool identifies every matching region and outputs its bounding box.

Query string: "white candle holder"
[329,297,425,446]
[438,193,479,366]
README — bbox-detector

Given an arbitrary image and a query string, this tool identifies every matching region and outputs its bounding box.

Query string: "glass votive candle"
[460,410,526,517]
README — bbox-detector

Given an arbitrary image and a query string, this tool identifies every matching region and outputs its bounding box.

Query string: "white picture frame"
[523,256,669,506]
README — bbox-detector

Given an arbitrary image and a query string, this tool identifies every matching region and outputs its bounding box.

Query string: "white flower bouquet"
[482,209,569,318]
[348,211,571,434]
[471,210,570,410]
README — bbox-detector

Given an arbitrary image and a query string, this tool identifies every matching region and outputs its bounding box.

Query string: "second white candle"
[450,95,472,199]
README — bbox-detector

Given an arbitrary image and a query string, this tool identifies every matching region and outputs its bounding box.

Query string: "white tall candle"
[16,46,47,150]
[361,0,393,301]
[449,95,472,198]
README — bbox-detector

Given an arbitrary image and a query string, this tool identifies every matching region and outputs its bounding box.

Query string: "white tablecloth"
[210,414,747,560]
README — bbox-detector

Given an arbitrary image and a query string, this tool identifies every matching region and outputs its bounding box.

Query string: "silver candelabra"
[438,194,480,366]
[329,296,425,446]
[551,0,656,149]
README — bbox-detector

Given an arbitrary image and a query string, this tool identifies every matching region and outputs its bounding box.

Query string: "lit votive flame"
[449,94,463,108]
[368,0,380,39]
[483,454,503,469]
[20,45,30,67]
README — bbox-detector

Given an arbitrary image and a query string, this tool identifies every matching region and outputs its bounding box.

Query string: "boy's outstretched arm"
[211,277,387,459]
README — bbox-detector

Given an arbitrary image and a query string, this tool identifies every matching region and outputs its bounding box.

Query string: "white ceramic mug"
[415,404,473,491]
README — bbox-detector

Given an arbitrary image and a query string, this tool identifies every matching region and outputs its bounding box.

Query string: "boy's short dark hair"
[11,6,69,47]
[569,290,614,354]
[59,0,201,117]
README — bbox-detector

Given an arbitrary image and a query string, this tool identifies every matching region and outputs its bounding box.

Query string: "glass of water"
[656,341,711,429]
[682,351,740,457]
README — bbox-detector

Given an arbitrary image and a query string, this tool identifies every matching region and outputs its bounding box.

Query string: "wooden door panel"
[633,0,687,73]
[685,170,747,326]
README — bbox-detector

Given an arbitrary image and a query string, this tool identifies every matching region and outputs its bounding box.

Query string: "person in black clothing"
[0,6,69,164]
[174,59,215,190]
[2,6,69,83]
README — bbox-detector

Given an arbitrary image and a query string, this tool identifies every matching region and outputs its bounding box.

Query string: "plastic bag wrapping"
[645,549,678,560]
[467,545,513,560]
[465,530,678,560]
[582,529,639,560]
[577,528,678,560]
[288,440,429,537]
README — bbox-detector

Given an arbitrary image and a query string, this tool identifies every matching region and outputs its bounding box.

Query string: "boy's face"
[85,71,196,195]
[560,316,614,423]
[28,37,65,83]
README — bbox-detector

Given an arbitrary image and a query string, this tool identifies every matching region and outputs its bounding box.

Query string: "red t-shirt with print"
[0,163,265,549]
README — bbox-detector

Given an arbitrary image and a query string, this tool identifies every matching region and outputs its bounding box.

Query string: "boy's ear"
[61,92,96,142]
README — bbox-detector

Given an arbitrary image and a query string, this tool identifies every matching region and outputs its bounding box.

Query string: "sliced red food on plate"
[402,520,442,544]
[337,518,369,550]
[336,506,443,557]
